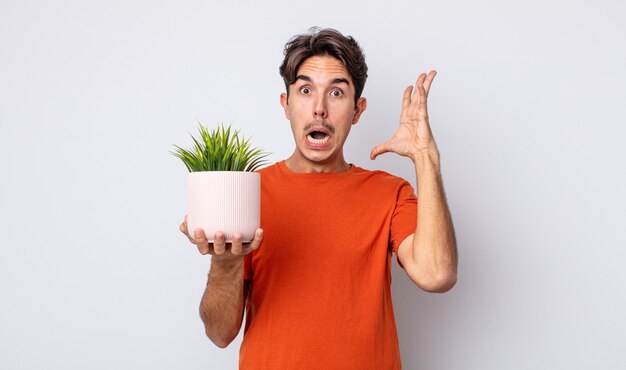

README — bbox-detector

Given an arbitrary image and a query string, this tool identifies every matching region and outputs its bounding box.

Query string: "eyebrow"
[295,75,351,86]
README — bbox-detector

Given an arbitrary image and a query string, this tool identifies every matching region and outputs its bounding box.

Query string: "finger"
[230,233,244,255]
[401,86,413,110]
[417,82,429,118]
[180,216,197,244]
[415,73,426,86]
[193,227,206,242]
[423,70,437,96]
[243,228,264,253]
[412,73,427,107]
[180,215,190,235]
[370,141,391,160]
[213,231,227,255]
[181,223,197,244]
[194,228,210,255]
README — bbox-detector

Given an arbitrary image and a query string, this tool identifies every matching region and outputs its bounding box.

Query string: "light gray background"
[1,0,625,369]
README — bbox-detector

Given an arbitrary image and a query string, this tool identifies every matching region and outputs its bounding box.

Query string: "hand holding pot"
[180,215,263,258]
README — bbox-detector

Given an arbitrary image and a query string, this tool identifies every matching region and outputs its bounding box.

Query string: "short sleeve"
[389,180,417,254]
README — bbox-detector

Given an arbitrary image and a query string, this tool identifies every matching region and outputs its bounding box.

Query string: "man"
[180,28,457,369]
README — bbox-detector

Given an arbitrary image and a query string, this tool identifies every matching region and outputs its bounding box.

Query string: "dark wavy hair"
[279,27,368,106]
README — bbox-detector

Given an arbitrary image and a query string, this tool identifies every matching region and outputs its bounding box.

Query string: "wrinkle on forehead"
[296,56,352,83]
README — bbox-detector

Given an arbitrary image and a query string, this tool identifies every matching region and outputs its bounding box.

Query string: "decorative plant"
[172,123,269,172]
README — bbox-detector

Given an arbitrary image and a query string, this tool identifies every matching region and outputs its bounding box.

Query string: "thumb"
[370,141,391,160]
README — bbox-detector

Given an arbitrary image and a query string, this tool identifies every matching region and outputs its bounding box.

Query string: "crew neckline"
[276,160,359,177]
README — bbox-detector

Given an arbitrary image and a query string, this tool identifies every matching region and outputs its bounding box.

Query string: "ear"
[280,93,290,119]
[351,97,367,125]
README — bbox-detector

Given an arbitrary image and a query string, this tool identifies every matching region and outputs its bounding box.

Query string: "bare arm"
[398,149,457,292]
[180,217,262,347]
[201,255,249,348]
[371,71,457,292]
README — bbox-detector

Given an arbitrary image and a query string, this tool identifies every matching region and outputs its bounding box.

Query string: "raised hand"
[180,215,263,259]
[370,70,438,161]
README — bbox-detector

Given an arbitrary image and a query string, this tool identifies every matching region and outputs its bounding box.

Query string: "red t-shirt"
[241,161,417,369]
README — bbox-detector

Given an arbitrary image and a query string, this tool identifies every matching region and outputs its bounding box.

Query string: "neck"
[285,153,351,174]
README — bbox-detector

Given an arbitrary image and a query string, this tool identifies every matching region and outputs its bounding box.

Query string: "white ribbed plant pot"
[187,172,260,243]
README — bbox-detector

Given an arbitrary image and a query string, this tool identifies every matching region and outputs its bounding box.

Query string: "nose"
[313,96,328,119]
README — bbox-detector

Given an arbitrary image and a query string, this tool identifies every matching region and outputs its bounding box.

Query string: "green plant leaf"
[171,122,269,172]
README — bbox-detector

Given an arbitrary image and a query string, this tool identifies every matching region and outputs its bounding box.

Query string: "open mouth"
[307,130,331,144]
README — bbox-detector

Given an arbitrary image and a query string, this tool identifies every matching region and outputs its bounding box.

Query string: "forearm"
[200,256,246,348]
[410,147,457,291]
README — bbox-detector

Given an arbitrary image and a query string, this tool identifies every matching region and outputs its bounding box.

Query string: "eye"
[330,89,343,97]
[300,86,311,94]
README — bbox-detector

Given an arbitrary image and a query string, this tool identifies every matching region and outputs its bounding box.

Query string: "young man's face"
[280,55,367,171]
